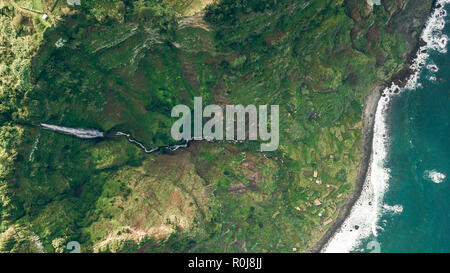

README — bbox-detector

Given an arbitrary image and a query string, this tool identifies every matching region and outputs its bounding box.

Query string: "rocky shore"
[309,0,437,253]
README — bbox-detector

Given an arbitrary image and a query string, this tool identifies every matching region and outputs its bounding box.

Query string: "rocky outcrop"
[387,0,435,51]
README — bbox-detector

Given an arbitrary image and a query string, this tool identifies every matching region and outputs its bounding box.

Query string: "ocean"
[369,11,450,253]
[324,1,449,253]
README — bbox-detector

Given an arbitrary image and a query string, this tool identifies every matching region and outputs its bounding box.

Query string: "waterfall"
[40,123,104,139]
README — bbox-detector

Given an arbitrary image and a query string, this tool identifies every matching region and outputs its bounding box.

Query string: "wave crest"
[323,0,450,253]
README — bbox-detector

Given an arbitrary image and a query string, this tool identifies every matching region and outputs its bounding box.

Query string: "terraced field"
[0,0,433,252]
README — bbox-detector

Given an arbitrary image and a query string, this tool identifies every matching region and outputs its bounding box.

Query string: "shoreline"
[308,83,381,253]
[309,1,440,253]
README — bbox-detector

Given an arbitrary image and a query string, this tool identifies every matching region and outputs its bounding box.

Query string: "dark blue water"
[374,21,450,252]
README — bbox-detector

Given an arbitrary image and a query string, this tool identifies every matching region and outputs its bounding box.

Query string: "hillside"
[0,0,434,252]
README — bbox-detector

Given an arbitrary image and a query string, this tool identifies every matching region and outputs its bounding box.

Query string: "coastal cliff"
[310,0,436,252]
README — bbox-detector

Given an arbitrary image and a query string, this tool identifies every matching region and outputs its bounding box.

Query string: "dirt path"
[7,0,45,15]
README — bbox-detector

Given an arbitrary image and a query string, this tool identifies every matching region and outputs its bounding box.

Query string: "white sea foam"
[427,64,439,72]
[424,170,447,183]
[323,0,450,253]
[382,204,404,214]
[323,83,391,252]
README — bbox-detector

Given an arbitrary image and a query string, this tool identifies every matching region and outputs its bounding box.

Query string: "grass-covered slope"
[0,0,433,252]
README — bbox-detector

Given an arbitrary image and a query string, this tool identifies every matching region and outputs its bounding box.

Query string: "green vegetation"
[0,0,420,252]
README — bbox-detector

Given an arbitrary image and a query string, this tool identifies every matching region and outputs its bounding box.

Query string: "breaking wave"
[323,0,450,253]
[424,170,447,184]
